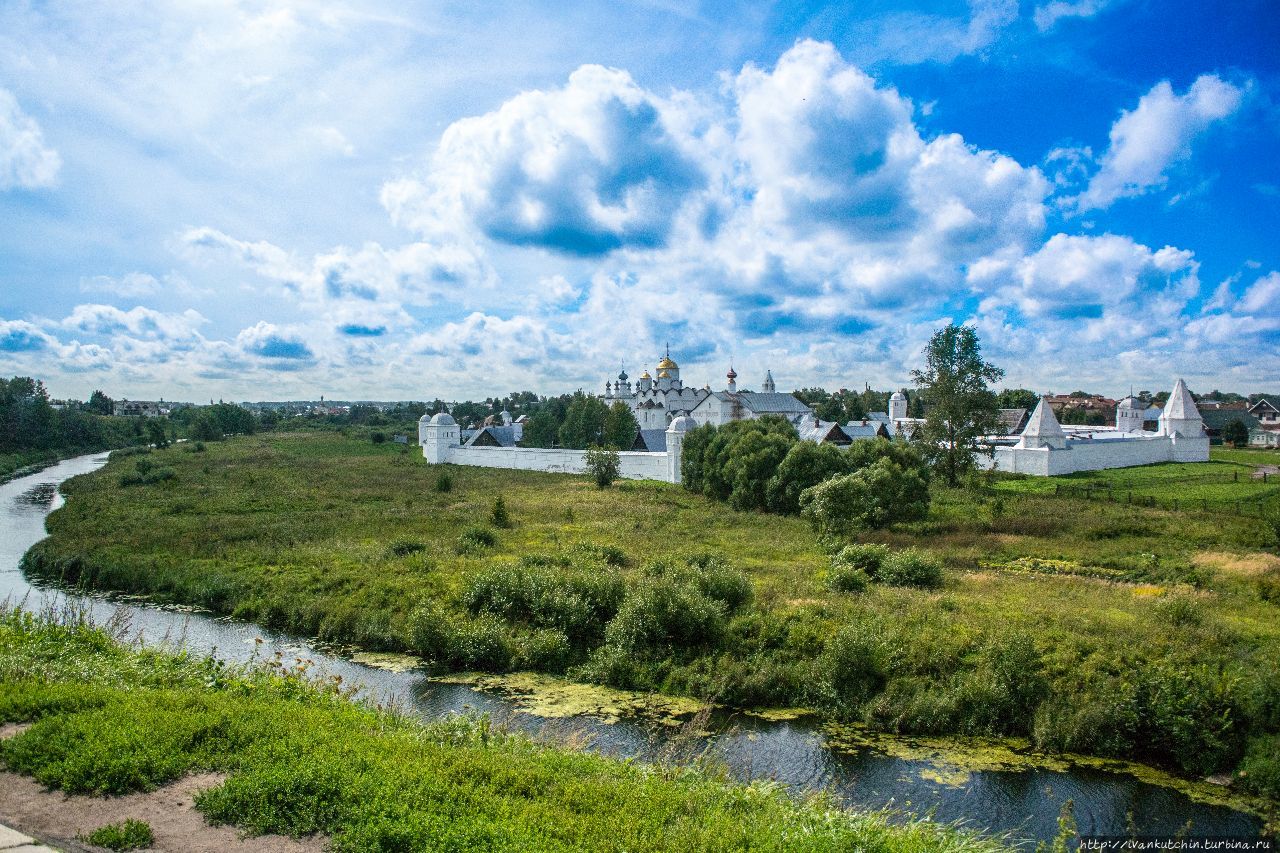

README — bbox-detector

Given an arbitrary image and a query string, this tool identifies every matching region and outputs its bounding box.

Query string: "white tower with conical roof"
[1017,398,1068,450]
[1158,379,1204,438]
[1158,378,1209,461]
[762,370,775,393]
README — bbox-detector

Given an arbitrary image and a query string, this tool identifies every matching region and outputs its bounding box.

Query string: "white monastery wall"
[993,434,1208,476]
[441,446,671,481]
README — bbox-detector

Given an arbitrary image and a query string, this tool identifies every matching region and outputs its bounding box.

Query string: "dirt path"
[0,726,325,853]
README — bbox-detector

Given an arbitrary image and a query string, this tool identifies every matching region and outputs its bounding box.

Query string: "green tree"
[558,393,610,449]
[190,412,222,442]
[799,458,930,535]
[765,441,851,515]
[522,396,569,448]
[145,419,169,449]
[911,324,1004,486]
[996,388,1040,412]
[603,401,640,450]
[584,445,621,488]
[87,390,115,415]
[1222,419,1249,447]
[723,430,793,511]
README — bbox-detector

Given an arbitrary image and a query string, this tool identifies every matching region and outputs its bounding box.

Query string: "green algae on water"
[434,672,709,725]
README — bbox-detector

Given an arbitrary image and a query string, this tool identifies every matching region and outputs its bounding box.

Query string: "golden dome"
[657,355,677,370]
[658,370,671,378]
[640,370,652,379]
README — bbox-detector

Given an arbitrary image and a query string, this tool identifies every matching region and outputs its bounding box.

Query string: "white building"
[687,366,813,427]
[604,347,710,430]
[992,379,1209,475]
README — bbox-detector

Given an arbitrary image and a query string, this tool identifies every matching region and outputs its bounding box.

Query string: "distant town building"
[113,400,164,417]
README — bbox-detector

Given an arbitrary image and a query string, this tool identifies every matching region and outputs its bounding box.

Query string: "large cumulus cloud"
[383,65,707,255]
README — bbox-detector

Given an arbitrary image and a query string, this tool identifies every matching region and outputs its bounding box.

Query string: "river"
[0,453,1265,846]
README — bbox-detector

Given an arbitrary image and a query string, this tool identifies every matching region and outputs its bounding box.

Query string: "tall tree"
[602,401,640,450]
[87,390,115,415]
[558,393,610,450]
[996,388,1040,412]
[911,324,1004,486]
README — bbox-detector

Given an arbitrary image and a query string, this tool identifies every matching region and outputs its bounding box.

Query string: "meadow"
[21,432,1280,814]
[0,608,1006,852]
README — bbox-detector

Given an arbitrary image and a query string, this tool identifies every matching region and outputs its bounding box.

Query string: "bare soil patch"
[0,770,324,853]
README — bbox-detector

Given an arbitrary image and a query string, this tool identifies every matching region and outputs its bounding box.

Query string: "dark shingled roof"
[465,425,520,447]
[631,429,668,452]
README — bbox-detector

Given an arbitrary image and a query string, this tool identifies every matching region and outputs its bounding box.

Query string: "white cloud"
[384,64,707,255]
[0,88,60,189]
[971,232,1199,322]
[1239,271,1280,317]
[1033,0,1110,32]
[844,0,1019,66]
[1072,74,1244,211]
[60,304,207,341]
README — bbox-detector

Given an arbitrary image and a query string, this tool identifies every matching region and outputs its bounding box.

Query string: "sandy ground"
[0,725,325,853]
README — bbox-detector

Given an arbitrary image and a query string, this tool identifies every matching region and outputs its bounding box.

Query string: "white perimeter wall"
[993,435,1208,476]
[442,446,672,482]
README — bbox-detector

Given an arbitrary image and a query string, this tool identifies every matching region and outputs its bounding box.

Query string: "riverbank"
[0,608,1011,852]
[21,432,1280,821]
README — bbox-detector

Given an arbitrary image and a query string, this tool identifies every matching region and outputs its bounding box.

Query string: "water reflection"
[0,454,1263,846]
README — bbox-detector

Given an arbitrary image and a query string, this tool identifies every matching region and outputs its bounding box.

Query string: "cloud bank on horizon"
[0,0,1276,402]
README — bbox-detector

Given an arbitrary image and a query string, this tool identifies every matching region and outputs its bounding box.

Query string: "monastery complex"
[421,349,1211,483]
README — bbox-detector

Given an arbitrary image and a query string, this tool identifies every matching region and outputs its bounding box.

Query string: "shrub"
[83,819,154,851]
[584,445,621,488]
[765,441,851,515]
[827,565,869,594]
[434,472,453,493]
[453,616,512,670]
[800,458,929,535]
[461,562,624,645]
[681,554,753,613]
[1236,734,1280,799]
[512,628,572,672]
[877,549,943,589]
[388,540,427,557]
[1134,663,1241,775]
[119,459,177,487]
[1153,593,1204,627]
[819,623,888,708]
[456,526,496,554]
[489,495,512,528]
[604,577,727,655]
[406,602,461,665]
[1033,679,1139,757]
[370,431,387,444]
[567,542,627,567]
[832,544,890,577]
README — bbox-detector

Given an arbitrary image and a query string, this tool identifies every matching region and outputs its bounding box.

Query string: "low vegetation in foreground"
[21,433,1280,814]
[0,609,1006,852]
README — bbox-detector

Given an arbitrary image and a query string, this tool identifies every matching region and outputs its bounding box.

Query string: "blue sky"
[1,0,1277,402]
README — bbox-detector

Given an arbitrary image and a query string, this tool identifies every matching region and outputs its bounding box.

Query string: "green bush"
[819,623,888,708]
[878,549,943,589]
[1236,734,1280,799]
[83,818,154,851]
[512,628,572,672]
[800,458,929,535]
[370,431,386,444]
[434,472,453,493]
[388,539,427,557]
[603,576,727,656]
[765,441,851,515]
[827,565,869,594]
[461,562,624,645]
[833,544,890,577]
[490,495,512,528]
[1033,679,1139,756]
[456,526,497,554]
[680,554,753,613]
[567,542,627,567]
[584,445,621,488]
[1135,664,1241,775]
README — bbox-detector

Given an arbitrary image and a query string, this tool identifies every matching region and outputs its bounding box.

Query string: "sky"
[1,0,1277,403]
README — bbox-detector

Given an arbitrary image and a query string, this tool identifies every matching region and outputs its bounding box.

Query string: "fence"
[1047,473,1278,517]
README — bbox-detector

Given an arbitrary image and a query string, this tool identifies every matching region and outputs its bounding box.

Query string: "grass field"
[21,432,1280,809]
[988,459,1280,512]
[0,608,1008,852]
